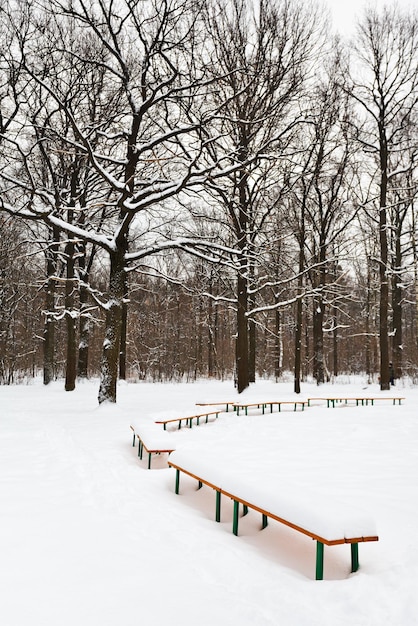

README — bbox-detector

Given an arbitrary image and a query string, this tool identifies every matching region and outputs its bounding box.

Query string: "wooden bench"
[155,410,221,430]
[168,452,378,580]
[195,402,236,412]
[307,396,405,408]
[233,400,306,415]
[130,422,176,469]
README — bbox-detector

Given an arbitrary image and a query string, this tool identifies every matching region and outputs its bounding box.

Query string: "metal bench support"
[351,543,359,573]
[316,541,324,580]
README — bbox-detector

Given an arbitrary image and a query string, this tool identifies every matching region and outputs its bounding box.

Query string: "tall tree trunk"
[43,226,60,385]
[248,317,256,383]
[379,124,390,390]
[98,249,125,404]
[411,199,418,351]
[275,308,282,382]
[77,268,90,379]
[391,220,403,381]
[365,261,372,383]
[64,232,77,391]
[236,269,249,393]
[312,295,325,384]
[294,226,304,393]
[207,280,214,377]
[313,249,326,385]
[248,261,256,382]
[332,302,338,378]
[119,283,128,380]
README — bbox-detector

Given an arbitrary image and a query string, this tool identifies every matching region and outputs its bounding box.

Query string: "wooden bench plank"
[155,410,221,430]
[196,402,235,412]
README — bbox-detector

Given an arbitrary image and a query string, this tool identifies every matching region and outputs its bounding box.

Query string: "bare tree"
[199,0,321,392]
[350,6,418,389]
[0,0,245,403]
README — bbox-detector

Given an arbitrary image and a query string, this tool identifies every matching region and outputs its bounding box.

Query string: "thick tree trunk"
[236,271,249,393]
[64,235,77,392]
[98,250,126,404]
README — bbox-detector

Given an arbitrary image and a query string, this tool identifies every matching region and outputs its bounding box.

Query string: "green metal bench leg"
[233,500,239,536]
[198,480,203,489]
[148,452,152,469]
[316,541,324,580]
[262,514,268,529]
[175,469,180,494]
[243,504,248,516]
[215,490,221,522]
[351,543,359,573]
[132,433,136,446]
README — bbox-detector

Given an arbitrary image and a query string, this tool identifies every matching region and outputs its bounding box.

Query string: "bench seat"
[155,410,221,430]
[130,422,175,469]
[233,400,306,415]
[168,450,378,580]
[195,401,236,412]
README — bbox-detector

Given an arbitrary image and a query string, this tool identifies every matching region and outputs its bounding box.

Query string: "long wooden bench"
[233,400,306,415]
[168,451,378,580]
[155,410,221,430]
[195,402,236,412]
[130,422,176,469]
[307,396,405,408]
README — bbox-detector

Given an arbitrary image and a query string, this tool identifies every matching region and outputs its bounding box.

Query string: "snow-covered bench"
[155,410,222,430]
[307,396,404,408]
[168,451,379,580]
[195,401,236,412]
[130,421,176,469]
[233,400,306,415]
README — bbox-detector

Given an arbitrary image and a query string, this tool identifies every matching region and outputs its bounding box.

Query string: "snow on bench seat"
[168,450,378,579]
[155,410,222,430]
[130,421,176,469]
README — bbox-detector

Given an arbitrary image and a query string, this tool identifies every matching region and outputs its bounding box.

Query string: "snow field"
[1,377,417,625]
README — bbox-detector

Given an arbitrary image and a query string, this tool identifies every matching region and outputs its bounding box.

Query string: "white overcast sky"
[325,0,417,36]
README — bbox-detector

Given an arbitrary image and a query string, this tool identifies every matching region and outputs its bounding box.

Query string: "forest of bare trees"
[0,0,417,403]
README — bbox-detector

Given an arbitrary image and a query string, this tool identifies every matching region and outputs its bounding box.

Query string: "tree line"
[0,0,417,402]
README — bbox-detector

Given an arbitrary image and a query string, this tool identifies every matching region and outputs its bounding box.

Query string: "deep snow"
[1,377,417,625]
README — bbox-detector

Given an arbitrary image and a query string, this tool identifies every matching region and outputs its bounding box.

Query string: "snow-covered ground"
[1,376,417,625]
